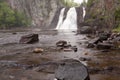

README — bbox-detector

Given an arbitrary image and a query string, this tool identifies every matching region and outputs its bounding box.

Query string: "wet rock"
[55,59,90,80]
[79,57,91,61]
[86,34,95,38]
[71,46,78,52]
[98,32,111,41]
[56,40,67,47]
[9,75,15,79]
[63,48,73,52]
[87,43,95,48]
[104,66,114,71]
[12,32,17,35]
[96,42,113,49]
[80,26,93,34]
[88,67,102,74]
[101,50,109,52]
[19,34,39,44]
[113,36,120,41]
[33,48,44,53]
[56,41,77,52]
[34,62,58,73]
[84,52,89,55]
[64,42,72,48]
[56,47,64,50]
[90,37,102,44]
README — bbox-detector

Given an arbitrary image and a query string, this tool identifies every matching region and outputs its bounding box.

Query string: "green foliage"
[114,6,120,31]
[85,19,94,23]
[14,10,31,27]
[113,7,120,32]
[87,0,94,7]
[81,0,87,7]
[61,0,80,7]
[115,7,120,21]
[113,24,120,32]
[0,1,31,28]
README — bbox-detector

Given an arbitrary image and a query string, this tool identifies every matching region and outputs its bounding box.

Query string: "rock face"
[76,6,84,29]
[85,0,120,30]
[55,59,90,80]
[6,0,63,28]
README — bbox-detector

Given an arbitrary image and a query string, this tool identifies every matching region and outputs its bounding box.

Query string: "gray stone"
[87,43,95,48]
[80,26,93,34]
[55,59,90,80]
[98,32,111,41]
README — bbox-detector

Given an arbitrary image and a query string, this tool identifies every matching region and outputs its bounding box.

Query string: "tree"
[0,1,31,28]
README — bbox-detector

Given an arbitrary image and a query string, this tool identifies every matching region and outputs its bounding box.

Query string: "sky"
[73,0,88,4]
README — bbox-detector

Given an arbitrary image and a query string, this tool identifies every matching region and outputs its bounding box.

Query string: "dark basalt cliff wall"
[85,0,120,31]
[6,0,63,28]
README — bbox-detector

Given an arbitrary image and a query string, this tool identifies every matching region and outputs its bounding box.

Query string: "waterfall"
[56,8,65,29]
[56,7,77,30]
[83,7,86,18]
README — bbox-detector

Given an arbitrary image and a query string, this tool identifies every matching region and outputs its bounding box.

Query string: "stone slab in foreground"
[55,59,90,80]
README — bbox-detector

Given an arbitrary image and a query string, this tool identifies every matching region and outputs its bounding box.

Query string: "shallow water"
[0,28,120,80]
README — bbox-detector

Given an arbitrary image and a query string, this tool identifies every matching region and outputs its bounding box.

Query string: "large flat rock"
[55,59,90,80]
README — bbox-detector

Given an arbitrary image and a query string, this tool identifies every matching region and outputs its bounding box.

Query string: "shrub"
[61,0,80,7]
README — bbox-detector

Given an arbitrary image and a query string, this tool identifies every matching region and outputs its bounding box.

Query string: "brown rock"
[19,34,39,44]
[33,48,44,53]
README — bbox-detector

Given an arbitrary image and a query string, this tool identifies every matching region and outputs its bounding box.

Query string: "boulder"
[87,43,95,48]
[80,26,93,34]
[19,34,39,44]
[71,46,78,52]
[96,42,113,49]
[55,59,90,80]
[87,37,101,48]
[56,40,67,47]
[98,32,111,41]
[113,36,120,41]
[91,37,102,44]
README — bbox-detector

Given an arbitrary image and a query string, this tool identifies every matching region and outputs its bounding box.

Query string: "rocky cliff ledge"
[6,0,63,28]
[85,0,120,31]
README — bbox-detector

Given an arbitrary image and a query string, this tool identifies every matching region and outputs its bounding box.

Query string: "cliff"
[85,0,120,31]
[6,0,63,28]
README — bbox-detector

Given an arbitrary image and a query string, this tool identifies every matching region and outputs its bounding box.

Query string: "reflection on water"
[57,30,78,45]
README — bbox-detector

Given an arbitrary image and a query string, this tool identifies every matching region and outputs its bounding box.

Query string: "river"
[0,27,120,80]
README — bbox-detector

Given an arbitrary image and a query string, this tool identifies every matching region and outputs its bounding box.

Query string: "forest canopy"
[0,0,31,28]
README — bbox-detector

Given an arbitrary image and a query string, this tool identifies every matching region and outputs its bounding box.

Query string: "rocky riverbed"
[0,27,120,80]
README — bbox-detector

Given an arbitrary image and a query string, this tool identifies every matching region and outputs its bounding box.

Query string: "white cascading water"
[56,7,77,30]
[83,7,86,18]
[56,8,65,29]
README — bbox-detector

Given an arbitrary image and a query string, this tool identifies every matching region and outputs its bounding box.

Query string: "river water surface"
[0,28,120,80]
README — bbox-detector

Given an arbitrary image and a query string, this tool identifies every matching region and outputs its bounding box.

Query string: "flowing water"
[56,7,77,30]
[0,28,120,80]
[83,7,86,18]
